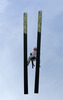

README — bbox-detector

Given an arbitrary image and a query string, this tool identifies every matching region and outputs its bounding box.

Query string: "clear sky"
[0,0,63,100]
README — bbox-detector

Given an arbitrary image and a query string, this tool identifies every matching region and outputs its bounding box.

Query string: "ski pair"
[24,11,42,94]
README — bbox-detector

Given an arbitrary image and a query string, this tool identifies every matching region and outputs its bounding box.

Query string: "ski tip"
[38,11,42,33]
[38,11,42,14]
[24,12,27,15]
[24,13,27,34]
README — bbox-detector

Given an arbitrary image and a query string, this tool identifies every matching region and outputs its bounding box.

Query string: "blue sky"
[0,0,63,100]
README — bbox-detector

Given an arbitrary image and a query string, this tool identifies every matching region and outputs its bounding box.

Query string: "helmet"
[33,47,37,51]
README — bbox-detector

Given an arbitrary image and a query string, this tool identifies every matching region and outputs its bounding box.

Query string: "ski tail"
[24,13,28,94]
[34,11,42,93]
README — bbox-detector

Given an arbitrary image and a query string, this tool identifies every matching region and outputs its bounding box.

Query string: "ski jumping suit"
[27,50,37,68]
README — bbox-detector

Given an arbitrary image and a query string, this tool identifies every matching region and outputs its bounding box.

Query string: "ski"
[24,13,28,94]
[34,11,42,93]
